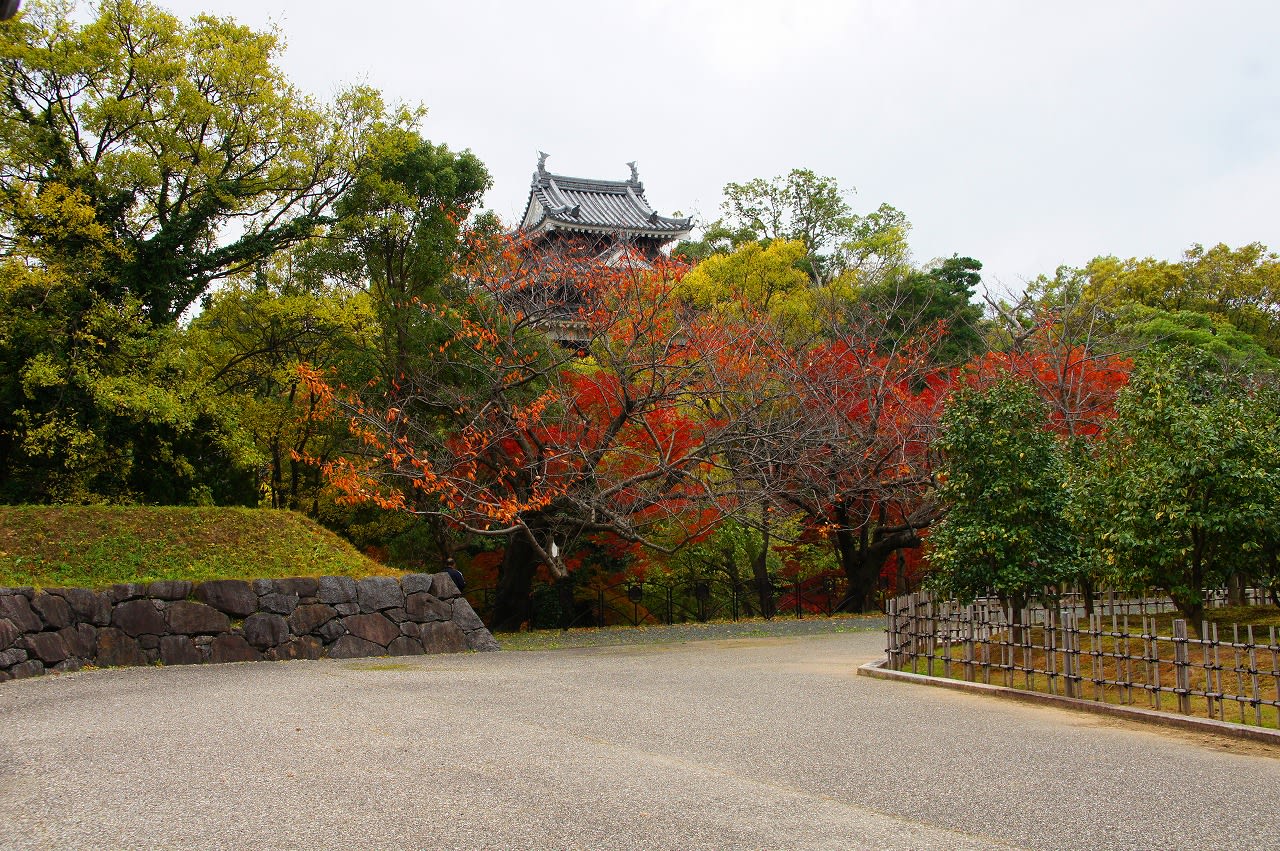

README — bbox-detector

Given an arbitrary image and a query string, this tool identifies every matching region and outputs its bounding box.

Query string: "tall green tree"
[1069,348,1280,624]
[0,0,396,503]
[0,0,389,322]
[187,246,377,512]
[860,255,986,365]
[326,126,489,377]
[927,379,1077,620]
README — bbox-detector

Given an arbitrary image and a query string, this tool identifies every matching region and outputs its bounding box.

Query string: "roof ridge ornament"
[626,161,640,184]
[537,151,549,175]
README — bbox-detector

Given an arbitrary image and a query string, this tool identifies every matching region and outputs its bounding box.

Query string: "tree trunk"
[1002,591,1028,646]
[725,550,754,618]
[556,574,575,631]
[1170,547,1207,627]
[752,508,775,618]
[833,524,905,613]
[1169,591,1205,628]
[1227,572,1246,607]
[489,530,541,632]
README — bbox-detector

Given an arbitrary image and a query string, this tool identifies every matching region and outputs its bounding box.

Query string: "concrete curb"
[858,656,1280,747]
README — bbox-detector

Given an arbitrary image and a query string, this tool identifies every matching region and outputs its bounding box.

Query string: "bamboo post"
[1046,609,1059,696]
[963,604,975,682]
[1061,611,1073,698]
[1212,622,1223,721]
[1091,612,1103,701]
[942,600,952,680]
[1172,619,1192,715]
[1248,625,1262,726]
[1062,611,1076,699]
[1234,623,1245,723]
[1021,604,1032,690]
[1271,627,1279,728]
[1200,620,1214,719]
[926,594,935,677]
[981,607,992,685]
[1149,617,1162,711]
[886,595,897,669]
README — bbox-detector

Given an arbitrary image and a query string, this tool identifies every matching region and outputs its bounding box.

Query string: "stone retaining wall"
[0,572,499,682]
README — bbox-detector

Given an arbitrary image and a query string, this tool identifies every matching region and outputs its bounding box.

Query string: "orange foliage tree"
[302,233,782,630]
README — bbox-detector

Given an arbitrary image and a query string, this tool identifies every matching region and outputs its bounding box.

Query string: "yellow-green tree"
[1080,243,1280,360]
[0,0,390,322]
[0,0,397,503]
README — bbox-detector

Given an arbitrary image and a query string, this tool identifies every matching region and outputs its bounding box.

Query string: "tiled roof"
[520,154,692,240]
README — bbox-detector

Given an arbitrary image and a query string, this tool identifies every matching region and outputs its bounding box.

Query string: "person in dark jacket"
[444,557,466,593]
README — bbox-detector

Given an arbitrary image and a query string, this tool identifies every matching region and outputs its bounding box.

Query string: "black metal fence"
[465,572,858,630]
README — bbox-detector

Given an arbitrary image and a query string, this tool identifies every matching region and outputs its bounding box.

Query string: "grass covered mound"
[0,506,399,590]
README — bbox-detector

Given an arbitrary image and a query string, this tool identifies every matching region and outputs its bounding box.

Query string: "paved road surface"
[2,630,1277,849]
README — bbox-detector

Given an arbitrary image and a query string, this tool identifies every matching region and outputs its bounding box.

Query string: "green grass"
[0,505,399,589]
[495,614,883,651]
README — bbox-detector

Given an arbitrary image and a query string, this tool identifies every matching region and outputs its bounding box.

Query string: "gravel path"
[2,630,1277,850]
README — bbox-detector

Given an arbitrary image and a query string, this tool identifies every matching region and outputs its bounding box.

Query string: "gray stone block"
[334,602,358,616]
[106,583,148,603]
[31,592,73,629]
[49,588,110,625]
[450,599,486,632]
[259,593,299,615]
[166,601,231,635]
[95,628,147,667]
[316,619,346,644]
[405,593,451,623]
[18,629,69,665]
[58,624,96,659]
[0,594,41,633]
[327,635,384,659]
[243,613,289,649]
[399,573,435,595]
[465,630,502,652]
[0,647,29,668]
[429,572,461,600]
[146,580,192,601]
[111,599,167,637]
[289,604,337,635]
[9,659,44,679]
[252,579,274,596]
[387,636,423,656]
[159,635,201,666]
[0,617,18,651]
[208,634,261,664]
[194,580,258,617]
[290,601,337,634]
[317,576,356,605]
[356,576,403,613]
[342,613,399,647]
[52,658,82,673]
[274,578,319,598]
[266,636,323,661]
[419,621,469,654]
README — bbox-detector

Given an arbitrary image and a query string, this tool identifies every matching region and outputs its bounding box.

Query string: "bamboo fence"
[886,589,1280,728]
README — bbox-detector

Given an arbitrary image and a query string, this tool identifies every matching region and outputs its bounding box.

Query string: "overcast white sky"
[152,0,1279,295]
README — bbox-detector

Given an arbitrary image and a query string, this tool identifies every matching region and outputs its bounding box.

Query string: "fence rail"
[886,590,1280,728]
